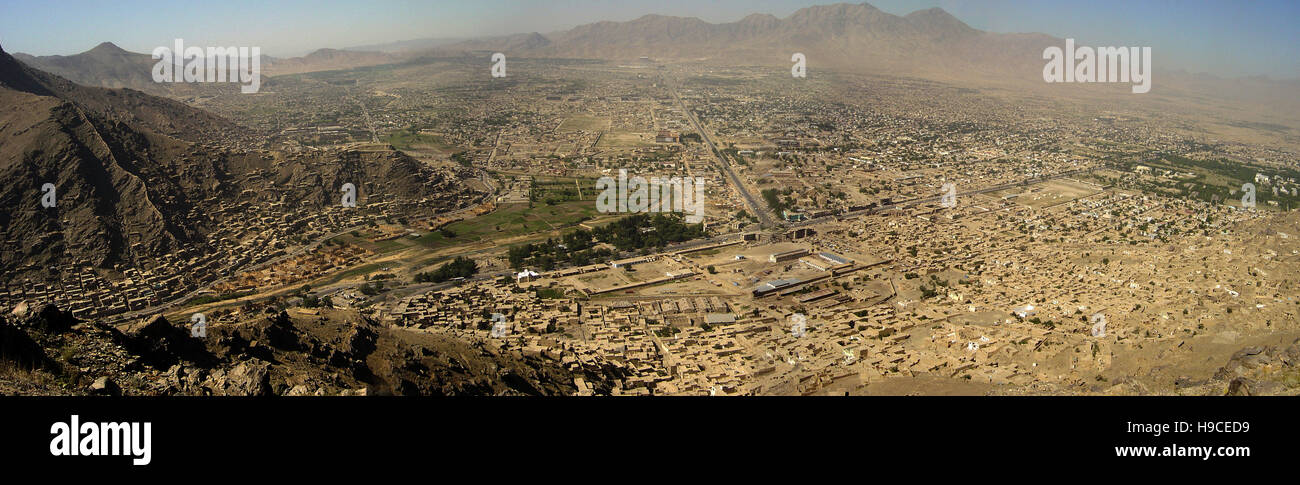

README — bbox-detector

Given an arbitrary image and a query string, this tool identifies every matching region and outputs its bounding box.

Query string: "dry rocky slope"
[0,302,615,396]
[0,42,566,396]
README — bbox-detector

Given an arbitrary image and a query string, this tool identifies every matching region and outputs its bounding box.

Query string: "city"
[2,2,1298,399]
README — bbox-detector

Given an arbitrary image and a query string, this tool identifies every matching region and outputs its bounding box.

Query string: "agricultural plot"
[414,201,599,249]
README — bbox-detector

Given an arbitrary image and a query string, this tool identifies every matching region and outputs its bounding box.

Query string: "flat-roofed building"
[769,249,810,263]
[753,278,800,297]
[704,313,735,325]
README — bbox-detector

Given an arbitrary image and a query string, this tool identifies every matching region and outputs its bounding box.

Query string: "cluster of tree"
[414,256,479,283]
[359,280,386,296]
[507,213,705,270]
[188,290,254,306]
[300,292,333,309]
[594,213,705,251]
[762,188,795,213]
[450,151,473,167]
[508,227,609,270]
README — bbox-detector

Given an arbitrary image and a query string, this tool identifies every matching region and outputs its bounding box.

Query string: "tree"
[414,256,479,283]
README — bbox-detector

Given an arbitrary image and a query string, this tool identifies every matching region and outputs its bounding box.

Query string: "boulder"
[264,311,302,350]
[89,376,121,396]
[9,301,29,318]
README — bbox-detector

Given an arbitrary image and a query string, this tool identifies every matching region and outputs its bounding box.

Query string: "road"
[352,93,380,143]
[666,79,777,228]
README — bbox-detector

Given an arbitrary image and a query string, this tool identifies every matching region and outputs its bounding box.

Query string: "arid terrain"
[3,2,1300,396]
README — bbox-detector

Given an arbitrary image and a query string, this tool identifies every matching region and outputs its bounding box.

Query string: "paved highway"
[667,79,777,228]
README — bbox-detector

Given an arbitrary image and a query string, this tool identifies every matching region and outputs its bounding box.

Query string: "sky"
[1,0,1296,78]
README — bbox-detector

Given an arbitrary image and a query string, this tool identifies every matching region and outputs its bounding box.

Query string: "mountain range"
[10,3,1062,94]
[12,42,400,95]
[21,2,1300,98]
[424,3,1059,82]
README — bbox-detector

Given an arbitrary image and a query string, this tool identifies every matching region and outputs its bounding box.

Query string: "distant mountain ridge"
[9,2,1297,116]
[345,37,469,53]
[426,2,1055,81]
[12,43,397,95]
[7,3,1059,91]
[12,42,159,91]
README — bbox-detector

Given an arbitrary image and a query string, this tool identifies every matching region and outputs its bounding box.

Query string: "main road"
[666,78,778,228]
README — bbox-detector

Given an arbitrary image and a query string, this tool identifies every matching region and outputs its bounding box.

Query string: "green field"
[414,201,599,249]
[531,177,601,204]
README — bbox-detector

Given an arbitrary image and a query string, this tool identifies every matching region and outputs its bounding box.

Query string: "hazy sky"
[1,0,1296,78]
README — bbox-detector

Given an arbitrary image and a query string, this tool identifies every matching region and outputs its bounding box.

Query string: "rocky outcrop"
[89,376,121,396]
[4,303,617,396]
[14,303,77,334]
[114,314,213,369]
[0,316,55,371]
[1216,339,1300,396]
[1215,341,1300,381]
[202,360,272,396]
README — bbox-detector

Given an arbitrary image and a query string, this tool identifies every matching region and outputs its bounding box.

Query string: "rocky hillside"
[0,302,607,396]
[0,43,474,275]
